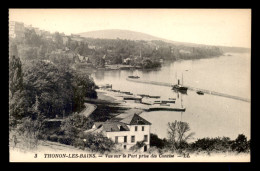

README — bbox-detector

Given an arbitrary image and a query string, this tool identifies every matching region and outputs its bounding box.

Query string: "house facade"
[9,21,25,39]
[86,113,151,152]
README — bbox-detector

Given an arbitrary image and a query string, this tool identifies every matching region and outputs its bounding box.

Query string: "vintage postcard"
[9,8,251,162]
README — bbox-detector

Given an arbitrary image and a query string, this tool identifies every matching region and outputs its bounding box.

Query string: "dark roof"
[110,113,151,125]
[92,114,151,133]
[94,122,104,129]
[93,122,130,132]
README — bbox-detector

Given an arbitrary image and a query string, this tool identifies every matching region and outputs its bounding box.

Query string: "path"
[80,103,97,118]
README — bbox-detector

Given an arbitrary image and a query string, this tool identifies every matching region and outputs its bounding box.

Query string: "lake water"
[91,53,251,141]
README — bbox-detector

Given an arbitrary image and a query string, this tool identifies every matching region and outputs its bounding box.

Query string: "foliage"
[9,48,26,125]
[22,60,73,118]
[80,132,116,153]
[9,51,23,98]
[24,29,42,47]
[75,42,90,56]
[150,133,168,149]
[190,137,232,152]
[189,134,250,153]
[129,140,146,152]
[16,114,46,149]
[92,56,105,68]
[141,59,161,69]
[60,113,94,139]
[21,60,97,118]
[167,120,195,150]
[231,134,250,153]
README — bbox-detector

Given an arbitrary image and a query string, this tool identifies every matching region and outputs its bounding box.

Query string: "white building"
[85,113,151,152]
[9,21,25,39]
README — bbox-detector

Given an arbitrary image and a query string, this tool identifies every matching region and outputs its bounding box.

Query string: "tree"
[80,132,115,153]
[24,28,42,47]
[60,113,93,138]
[53,32,63,48]
[93,56,105,68]
[22,60,74,118]
[9,52,23,98]
[16,114,46,149]
[167,120,195,150]
[9,47,26,125]
[231,134,250,153]
[150,133,168,149]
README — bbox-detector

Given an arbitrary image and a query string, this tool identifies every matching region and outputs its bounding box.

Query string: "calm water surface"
[92,53,251,141]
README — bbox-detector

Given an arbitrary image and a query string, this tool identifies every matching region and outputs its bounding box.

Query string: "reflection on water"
[92,53,251,141]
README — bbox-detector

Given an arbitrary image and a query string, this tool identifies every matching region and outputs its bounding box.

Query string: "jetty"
[126,78,250,103]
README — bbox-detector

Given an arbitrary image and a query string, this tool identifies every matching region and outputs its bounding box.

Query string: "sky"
[9,9,251,48]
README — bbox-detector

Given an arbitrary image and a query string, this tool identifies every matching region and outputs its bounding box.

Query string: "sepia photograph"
[8,8,251,162]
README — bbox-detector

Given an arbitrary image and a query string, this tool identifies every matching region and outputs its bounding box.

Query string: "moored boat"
[128,76,140,79]
[197,91,204,95]
[147,106,186,112]
[123,95,142,100]
[172,84,188,92]
[148,95,161,99]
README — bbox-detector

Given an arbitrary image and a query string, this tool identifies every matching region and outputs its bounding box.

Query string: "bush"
[231,134,250,153]
[49,134,58,142]
[147,146,160,154]
[129,140,146,152]
[150,133,168,149]
[73,138,85,150]
[82,132,115,153]
[190,135,250,153]
[58,136,73,145]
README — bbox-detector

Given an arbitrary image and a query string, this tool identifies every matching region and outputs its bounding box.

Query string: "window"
[124,136,127,143]
[144,135,148,142]
[144,145,147,152]
[124,145,127,149]
[115,136,118,143]
[135,126,138,131]
[131,136,135,143]
[142,126,144,131]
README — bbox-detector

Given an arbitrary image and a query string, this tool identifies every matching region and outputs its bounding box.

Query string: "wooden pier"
[126,78,250,103]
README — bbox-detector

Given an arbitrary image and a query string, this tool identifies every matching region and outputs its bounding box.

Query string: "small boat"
[111,89,120,92]
[120,91,132,95]
[153,100,175,104]
[99,84,112,89]
[128,76,140,79]
[137,94,150,97]
[148,95,161,99]
[197,91,204,95]
[147,106,186,112]
[123,96,142,100]
[160,103,170,106]
[169,98,176,100]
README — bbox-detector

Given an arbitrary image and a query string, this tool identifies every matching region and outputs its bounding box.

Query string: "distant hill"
[78,29,200,46]
[78,29,250,53]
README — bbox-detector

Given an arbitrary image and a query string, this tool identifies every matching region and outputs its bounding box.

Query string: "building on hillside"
[179,49,191,54]
[88,45,96,50]
[71,37,85,42]
[34,27,41,35]
[123,58,132,65]
[84,113,151,152]
[42,31,51,39]
[9,21,25,39]
[71,34,80,37]
[62,36,69,45]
